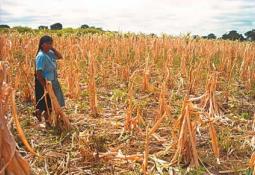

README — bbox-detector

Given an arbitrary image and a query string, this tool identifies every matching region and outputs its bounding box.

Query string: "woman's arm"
[36,70,46,87]
[51,48,63,59]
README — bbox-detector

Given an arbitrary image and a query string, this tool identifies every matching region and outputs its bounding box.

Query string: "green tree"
[0,24,10,29]
[50,23,63,30]
[207,33,217,39]
[38,25,48,30]
[222,30,245,41]
[81,24,89,29]
[245,29,255,41]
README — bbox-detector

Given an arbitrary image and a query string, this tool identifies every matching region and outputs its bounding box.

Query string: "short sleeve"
[36,54,45,71]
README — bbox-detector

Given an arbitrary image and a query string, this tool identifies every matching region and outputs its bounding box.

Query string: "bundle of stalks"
[171,97,200,168]
[200,73,222,118]
[45,81,71,131]
[0,61,31,175]
[88,52,99,117]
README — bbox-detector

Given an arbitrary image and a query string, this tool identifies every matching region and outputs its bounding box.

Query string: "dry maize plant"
[1,32,255,174]
[171,97,200,168]
[199,72,222,118]
[45,81,72,131]
[0,62,31,175]
[65,63,81,99]
[157,66,170,121]
[250,152,255,175]
[87,52,99,117]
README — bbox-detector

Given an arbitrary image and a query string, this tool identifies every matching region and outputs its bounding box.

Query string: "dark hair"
[36,35,53,55]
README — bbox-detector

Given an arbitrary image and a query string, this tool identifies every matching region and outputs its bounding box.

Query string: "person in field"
[34,35,65,127]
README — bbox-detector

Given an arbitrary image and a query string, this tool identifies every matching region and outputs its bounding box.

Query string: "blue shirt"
[35,50,57,81]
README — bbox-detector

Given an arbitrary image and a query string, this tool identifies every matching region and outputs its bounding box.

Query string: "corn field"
[1,32,255,174]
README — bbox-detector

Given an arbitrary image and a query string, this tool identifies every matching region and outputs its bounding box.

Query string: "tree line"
[0,23,254,41]
[200,30,255,41]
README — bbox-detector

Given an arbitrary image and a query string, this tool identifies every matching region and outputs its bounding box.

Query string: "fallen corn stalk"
[11,90,37,156]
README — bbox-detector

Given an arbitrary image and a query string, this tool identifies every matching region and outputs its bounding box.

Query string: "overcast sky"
[0,0,254,36]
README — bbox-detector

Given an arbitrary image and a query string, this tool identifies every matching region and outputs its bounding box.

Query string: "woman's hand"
[51,47,63,59]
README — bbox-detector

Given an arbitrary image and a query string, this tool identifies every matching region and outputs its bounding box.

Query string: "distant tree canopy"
[0,25,10,29]
[50,23,63,30]
[207,33,217,39]
[81,24,89,29]
[222,30,245,41]
[202,33,217,40]
[245,29,255,41]
[38,25,48,30]
[1,23,255,42]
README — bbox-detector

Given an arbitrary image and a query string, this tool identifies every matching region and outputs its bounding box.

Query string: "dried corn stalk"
[171,98,200,168]
[66,65,81,99]
[200,73,222,118]
[143,56,150,92]
[124,81,133,131]
[157,81,169,121]
[45,81,71,131]
[249,152,255,175]
[208,121,220,164]
[157,66,170,121]
[0,61,31,175]
[11,90,37,155]
[88,52,99,117]
[149,112,167,136]
[0,115,31,175]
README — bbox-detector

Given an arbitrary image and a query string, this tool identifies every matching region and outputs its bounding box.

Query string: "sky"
[0,0,254,36]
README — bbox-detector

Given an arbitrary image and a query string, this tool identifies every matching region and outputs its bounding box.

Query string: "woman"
[35,35,65,126]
